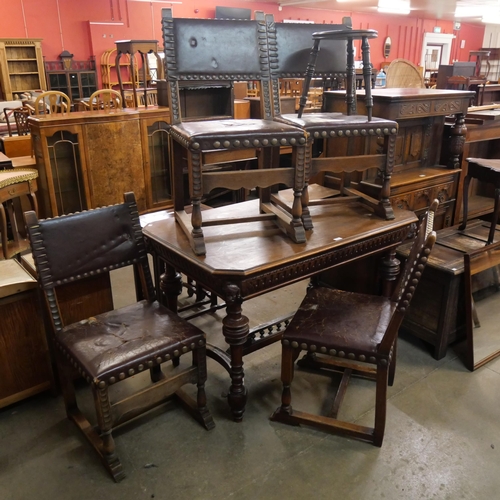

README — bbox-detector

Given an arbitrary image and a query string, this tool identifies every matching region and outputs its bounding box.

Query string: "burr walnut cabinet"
[28,106,171,218]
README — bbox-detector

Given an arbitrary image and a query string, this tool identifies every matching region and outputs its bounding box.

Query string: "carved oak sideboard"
[323,88,474,230]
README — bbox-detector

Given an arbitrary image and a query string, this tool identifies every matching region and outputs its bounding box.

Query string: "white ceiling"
[247,0,500,24]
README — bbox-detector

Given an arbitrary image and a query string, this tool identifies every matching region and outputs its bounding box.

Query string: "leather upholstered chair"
[161,9,308,256]
[24,192,214,482]
[271,200,438,446]
[265,16,398,228]
[88,89,123,111]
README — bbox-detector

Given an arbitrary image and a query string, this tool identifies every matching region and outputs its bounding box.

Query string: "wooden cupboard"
[0,38,46,101]
[44,57,97,102]
[29,106,171,218]
[323,88,474,229]
[0,259,54,408]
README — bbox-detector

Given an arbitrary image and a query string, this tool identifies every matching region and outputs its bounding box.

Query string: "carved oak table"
[143,199,417,421]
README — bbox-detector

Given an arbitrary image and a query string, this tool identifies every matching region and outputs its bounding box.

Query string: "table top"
[143,199,417,298]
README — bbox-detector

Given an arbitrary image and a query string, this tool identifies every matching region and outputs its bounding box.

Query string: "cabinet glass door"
[147,121,171,206]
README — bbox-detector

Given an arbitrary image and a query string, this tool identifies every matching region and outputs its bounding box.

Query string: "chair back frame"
[25,192,154,332]
[378,199,438,353]
[31,90,71,115]
[162,9,273,124]
[265,16,348,118]
[88,89,123,111]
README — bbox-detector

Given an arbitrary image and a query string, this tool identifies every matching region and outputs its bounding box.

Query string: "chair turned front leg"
[93,385,124,482]
[271,343,301,425]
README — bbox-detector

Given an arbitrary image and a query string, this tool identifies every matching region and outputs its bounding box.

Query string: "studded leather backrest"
[267,20,348,79]
[25,193,153,294]
[391,199,439,311]
[162,10,268,81]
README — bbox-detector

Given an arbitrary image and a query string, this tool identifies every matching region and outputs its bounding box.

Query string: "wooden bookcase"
[0,38,46,100]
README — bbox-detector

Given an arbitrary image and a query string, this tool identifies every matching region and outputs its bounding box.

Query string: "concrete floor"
[1,268,500,500]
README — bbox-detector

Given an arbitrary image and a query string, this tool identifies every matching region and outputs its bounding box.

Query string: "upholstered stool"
[459,158,500,244]
[0,168,38,259]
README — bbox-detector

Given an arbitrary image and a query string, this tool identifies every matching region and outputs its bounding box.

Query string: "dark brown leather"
[56,300,205,382]
[285,287,396,356]
[276,113,398,136]
[269,22,347,77]
[29,200,147,287]
[170,118,307,150]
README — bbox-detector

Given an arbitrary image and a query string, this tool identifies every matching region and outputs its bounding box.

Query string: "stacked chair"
[266,15,398,227]
[161,8,309,255]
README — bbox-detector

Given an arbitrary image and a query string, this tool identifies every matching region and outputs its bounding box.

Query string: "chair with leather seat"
[265,16,398,228]
[24,192,214,482]
[271,200,438,446]
[161,8,309,256]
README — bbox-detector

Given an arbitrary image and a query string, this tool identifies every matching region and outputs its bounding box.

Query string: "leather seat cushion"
[284,287,396,355]
[56,300,205,381]
[279,113,398,135]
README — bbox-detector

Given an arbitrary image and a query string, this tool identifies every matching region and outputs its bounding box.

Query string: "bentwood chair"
[161,9,308,256]
[271,200,438,446]
[88,89,123,111]
[25,192,214,482]
[266,16,398,228]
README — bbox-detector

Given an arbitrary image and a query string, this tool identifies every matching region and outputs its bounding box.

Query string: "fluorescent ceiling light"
[456,0,500,18]
[377,0,410,15]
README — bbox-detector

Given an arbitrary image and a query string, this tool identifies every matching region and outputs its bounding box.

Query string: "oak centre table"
[143,199,417,421]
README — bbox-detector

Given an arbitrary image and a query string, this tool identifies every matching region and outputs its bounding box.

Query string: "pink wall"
[0,0,486,87]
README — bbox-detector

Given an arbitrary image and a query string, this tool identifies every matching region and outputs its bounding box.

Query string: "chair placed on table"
[161,8,309,256]
[25,90,71,115]
[266,16,397,227]
[24,192,214,482]
[271,200,438,446]
[88,89,123,111]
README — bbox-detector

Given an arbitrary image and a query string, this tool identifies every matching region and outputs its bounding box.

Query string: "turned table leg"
[222,283,249,421]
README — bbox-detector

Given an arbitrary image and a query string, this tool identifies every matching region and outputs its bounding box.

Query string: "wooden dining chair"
[161,9,308,256]
[0,168,38,259]
[26,90,71,115]
[24,192,214,482]
[271,200,438,446]
[88,89,123,111]
[266,15,398,228]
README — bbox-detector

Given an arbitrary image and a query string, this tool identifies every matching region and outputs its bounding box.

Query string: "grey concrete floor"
[1,268,500,500]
